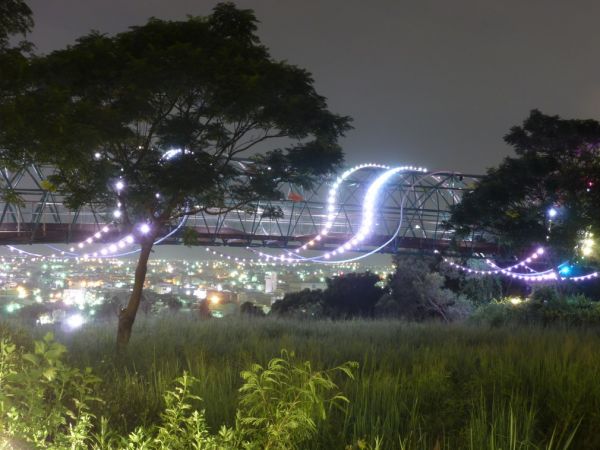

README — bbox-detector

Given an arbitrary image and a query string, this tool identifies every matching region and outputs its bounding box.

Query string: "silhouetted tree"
[323,272,383,318]
[0,0,32,49]
[270,289,324,319]
[380,256,459,322]
[449,110,600,263]
[240,301,265,317]
[0,3,351,348]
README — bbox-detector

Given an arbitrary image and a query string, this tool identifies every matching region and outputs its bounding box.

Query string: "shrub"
[0,333,358,449]
[471,294,600,327]
[383,257,463,322]
[0,332,100,448]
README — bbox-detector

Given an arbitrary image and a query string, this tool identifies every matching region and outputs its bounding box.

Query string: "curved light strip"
[251,165,428,263]
[246,163,390,263]
[297,170,460,264]
[561,272,600,281]
[485,260,554,276]
[444,248,547,276]
[7,245,44,258]
[6,216,188,261]
[68,225,113,253]
[307,165,426,261]
[294,163,390,253]
[445,258,558,282]
[84,215,188,259]
[253,168,455,265]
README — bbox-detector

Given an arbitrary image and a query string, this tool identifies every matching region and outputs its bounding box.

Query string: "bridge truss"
[0,165,490,255]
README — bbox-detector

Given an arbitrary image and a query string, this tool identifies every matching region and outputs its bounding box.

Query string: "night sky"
[26,0,600,174]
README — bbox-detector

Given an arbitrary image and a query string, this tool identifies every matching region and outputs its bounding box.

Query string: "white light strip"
[561,272,600,281]
[445,258,558,282]
[251,165,428,263]
[295,163,389,253]
[69,225,113,253]
[444,248,547,276]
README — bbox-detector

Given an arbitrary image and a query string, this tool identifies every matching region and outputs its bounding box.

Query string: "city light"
[65,313,86,330]
[139,223,151,234]
[547,207,557,218]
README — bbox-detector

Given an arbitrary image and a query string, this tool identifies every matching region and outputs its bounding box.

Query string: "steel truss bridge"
[0,165,492,255]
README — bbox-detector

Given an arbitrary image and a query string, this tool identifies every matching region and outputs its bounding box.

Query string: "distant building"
[265,272,277,293]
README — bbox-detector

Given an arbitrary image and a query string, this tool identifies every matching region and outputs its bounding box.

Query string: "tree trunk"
[116,240,153,350]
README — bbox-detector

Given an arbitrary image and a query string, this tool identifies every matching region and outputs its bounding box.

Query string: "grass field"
[12,317,600,449]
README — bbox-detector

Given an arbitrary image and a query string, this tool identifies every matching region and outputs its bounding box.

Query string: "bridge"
[0,165,491,255]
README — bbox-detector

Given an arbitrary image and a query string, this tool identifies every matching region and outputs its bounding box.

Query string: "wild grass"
[7,317,599,449]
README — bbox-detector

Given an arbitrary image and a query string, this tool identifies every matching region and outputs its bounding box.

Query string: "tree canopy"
[0,3,351,346]
[449,110,600,262]
[0,0,33,49]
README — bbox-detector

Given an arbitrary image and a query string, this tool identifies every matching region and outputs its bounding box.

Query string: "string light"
[251,165,428,263]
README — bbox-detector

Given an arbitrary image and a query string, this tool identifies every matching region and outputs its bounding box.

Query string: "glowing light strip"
[485,260,554,276]
[247,163,390,263]
[251,165,428,263]
[445,258,558,282]
[317,166,426,260]
[444,248,546,276]
[295,170,464,265]
[69,225,116,253]
[561,272,600,281]
[442,248,563,282]
[7,216,186,261]
[7,245,44,258]
[295,163,389,253]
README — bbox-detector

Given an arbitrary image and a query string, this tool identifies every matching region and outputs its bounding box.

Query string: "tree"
[323,272,383,318]
[239,301,265,317]
[449,110,600,262]
[381,256,460,322]
[0,0,32,101]
[0,0,33,49]
[0,3,351,348]
[270,289,325,319]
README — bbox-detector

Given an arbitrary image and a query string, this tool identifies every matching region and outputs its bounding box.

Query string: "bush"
[0,332,100,448]
[0,333,358,449]
[382,257,463,322]
[471,294,600,327]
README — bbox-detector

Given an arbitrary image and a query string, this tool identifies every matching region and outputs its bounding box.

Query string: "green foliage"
[381,256,465,322]
[271,289,325,318]
[466,394,579,450]
[471,294,600,327]
[441,261,504,306]
[272,272,384,319]
[37,317,590,449]
[235,350,357,449]
[449,109,600,255]
[323,272,383,318]
[0,331,358,449]
[239,302,265,317]
[0,2,351,344]
[0,0,33,48]
[0,332,100,448]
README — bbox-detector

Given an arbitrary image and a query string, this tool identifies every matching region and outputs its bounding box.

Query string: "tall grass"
[12,317,600,449]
